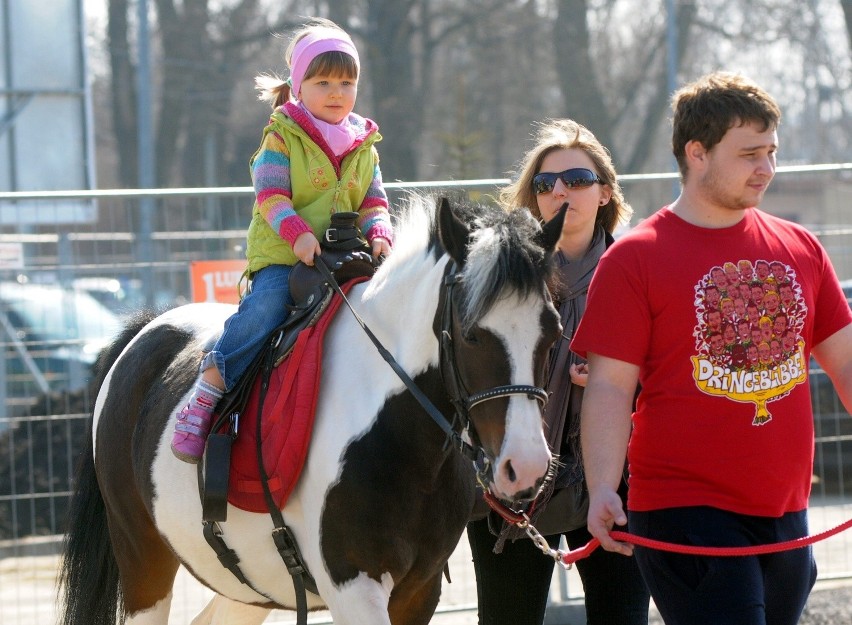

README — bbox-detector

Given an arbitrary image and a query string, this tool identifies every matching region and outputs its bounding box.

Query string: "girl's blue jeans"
[201,264,293,391]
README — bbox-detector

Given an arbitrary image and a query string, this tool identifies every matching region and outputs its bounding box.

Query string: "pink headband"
[290,29,360,98]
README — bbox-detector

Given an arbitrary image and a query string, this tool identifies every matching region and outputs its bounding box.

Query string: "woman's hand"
[294,232,322,265]
[569,362,589,387]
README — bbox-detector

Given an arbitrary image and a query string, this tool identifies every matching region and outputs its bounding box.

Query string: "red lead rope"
[482,491,852,567]
[560,517,852,566]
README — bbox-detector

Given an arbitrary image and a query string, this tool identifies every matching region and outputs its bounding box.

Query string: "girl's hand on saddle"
[294,232,322,266]
[569,362,589,387]
[371,237,391,262]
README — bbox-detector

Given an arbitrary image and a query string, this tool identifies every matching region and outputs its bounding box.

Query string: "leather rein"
[436,267,548,480]
[240,257,553,624]
[315,257,548,477]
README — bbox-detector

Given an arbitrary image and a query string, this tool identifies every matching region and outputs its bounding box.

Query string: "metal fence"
[0,166,851,623]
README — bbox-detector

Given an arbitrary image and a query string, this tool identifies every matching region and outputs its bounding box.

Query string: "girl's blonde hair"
[255,17,359,109]
[499,119,632,234]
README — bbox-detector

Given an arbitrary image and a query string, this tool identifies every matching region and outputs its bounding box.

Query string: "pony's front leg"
[190,594,271,625]
[324,573,394,625]
[125,598,172,625]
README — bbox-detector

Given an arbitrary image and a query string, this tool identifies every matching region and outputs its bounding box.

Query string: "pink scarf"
[298,103,358,156]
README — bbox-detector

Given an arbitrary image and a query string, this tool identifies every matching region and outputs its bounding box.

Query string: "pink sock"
[191,379,224,414]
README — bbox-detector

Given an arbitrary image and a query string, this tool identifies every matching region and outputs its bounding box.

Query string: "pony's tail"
[255,73,291,109]
[56,425,123,625]
[56,311,158,625]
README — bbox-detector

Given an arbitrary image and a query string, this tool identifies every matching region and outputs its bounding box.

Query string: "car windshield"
[0,283,121,343]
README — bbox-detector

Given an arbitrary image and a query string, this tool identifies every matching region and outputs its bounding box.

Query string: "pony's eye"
[462,329,480,345]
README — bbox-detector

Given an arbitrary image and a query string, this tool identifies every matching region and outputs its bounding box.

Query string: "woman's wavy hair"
[499,118,632,235]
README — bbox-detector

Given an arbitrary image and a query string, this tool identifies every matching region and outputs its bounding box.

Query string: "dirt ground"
[1,553,850,624]
[795,584,852,625]
[645,583,852,625]
[2,522,850,625]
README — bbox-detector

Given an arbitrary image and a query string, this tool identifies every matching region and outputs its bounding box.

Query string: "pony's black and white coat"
[59,195,563,625]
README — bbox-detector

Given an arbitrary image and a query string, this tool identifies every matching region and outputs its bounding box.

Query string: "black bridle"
[315,257,548,476]
[437,266,548,479]
[202,257,553,625]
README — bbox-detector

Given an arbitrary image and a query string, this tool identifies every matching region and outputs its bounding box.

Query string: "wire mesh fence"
[0,167,851,623]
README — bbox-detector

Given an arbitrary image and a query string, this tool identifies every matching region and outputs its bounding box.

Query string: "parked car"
[71,277,143,313]
[72,275,185,312]
[0,281,122,421]
[840,279,852,307]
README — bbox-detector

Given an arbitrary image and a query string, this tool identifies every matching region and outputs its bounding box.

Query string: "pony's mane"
[458,201,552,330]
[388,193,552,331]
[385,191,443,263]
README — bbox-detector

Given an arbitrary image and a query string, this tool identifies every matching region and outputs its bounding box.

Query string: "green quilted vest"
[245,111,382,272]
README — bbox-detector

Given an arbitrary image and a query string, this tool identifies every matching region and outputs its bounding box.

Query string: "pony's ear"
[536,202,566,252]
[438,197,471,266]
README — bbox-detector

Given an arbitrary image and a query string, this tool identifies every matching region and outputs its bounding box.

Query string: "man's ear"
[684,139,708,167]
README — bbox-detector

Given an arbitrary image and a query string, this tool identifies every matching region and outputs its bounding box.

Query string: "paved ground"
[796,583,852,625]
[2,498,851,624]
[3,549,850,624]
[645,584,852,625]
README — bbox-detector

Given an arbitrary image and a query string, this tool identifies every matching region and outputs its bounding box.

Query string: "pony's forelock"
[461,224,500,326]
[459,206,550,331]
[380,193,551,331]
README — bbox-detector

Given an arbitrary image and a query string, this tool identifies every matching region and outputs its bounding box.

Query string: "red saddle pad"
[227,277,366,513]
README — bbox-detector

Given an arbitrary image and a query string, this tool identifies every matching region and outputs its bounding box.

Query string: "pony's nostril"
[504,460,516,483]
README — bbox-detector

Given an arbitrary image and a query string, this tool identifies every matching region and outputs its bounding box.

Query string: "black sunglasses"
[532,168,604,194]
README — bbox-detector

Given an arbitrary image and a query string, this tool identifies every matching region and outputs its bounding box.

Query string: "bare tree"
[96,0,851,187]
[547,0,699,172]
[392,0,552,180]
[358,0,424,180]
[105,0,303,186]
[106,0,138,187]
[842,0,852,49]
[322,0,523,181]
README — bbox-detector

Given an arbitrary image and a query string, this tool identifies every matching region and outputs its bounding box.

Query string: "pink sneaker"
[171,404,213,463]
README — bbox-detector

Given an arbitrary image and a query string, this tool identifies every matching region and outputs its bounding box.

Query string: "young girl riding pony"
[171,18,393,463]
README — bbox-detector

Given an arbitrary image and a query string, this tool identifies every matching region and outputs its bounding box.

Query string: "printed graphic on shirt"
[691,259,808,425]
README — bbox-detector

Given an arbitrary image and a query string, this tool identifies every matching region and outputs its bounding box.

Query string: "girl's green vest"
[245,111,382,273]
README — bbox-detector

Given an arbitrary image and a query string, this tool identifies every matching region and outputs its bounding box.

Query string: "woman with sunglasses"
[467,118,650,625]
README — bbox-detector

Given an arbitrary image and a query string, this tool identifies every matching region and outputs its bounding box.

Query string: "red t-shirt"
[572,207,852,516]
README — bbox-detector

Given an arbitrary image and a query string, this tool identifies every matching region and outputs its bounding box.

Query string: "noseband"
[438,265,548,477]
[313,257,548,477]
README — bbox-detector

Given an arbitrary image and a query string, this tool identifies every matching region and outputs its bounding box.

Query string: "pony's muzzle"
[491,438,551,502]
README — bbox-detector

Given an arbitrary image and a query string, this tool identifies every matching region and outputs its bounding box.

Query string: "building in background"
[0,0,95,225]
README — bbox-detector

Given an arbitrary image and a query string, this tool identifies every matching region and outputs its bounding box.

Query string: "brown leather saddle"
[271,245,375,366]
[200,213,377,522]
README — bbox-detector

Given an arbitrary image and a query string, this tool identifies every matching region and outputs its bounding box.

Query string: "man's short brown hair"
[671,72,781,179]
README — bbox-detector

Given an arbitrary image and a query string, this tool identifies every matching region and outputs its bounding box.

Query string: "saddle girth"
[197,213,377,622]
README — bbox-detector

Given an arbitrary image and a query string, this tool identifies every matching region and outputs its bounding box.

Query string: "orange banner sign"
[190,260,245,304]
